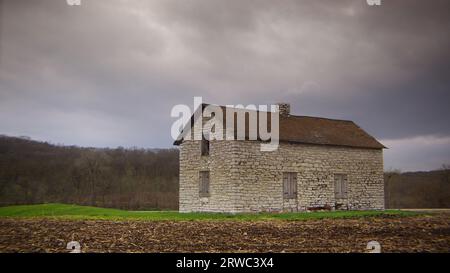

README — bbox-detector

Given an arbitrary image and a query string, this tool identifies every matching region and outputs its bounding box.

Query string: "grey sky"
[0,0,449,171]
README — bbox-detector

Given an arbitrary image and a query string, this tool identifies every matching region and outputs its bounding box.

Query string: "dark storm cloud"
[0,0,449,170]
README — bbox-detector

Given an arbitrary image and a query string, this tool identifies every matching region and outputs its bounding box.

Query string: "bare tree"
[384,168,401,209]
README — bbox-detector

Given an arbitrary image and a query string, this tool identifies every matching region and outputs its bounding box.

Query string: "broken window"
[201,138,210,156]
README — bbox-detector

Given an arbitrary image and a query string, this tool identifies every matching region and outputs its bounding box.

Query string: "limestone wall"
[179,140,384,213]
[179,140,239,212]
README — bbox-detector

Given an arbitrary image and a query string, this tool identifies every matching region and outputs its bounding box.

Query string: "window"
[334,174,348,199]
[283,172,297,199]
[199,171,210,197]
[201,138,210,156]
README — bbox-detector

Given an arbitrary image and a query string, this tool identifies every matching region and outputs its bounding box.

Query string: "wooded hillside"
[0,135,179,210]
[385,169,450,209]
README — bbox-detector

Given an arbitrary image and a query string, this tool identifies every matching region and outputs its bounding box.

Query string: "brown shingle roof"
[174,104,385,149]
[278,115,385,149]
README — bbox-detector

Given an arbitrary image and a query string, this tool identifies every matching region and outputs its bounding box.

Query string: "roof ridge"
[287,114,354,123]
[204,103,354,123]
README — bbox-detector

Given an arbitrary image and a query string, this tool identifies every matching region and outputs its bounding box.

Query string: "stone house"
[174,103,385,213]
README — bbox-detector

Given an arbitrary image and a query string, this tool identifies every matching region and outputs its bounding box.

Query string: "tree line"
[0,135,179,210]
[384,166,450,209]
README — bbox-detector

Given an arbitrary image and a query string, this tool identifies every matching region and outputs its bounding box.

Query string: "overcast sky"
[0,0,449,171]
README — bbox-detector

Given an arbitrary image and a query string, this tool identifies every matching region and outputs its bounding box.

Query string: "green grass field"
[0,203,418,221]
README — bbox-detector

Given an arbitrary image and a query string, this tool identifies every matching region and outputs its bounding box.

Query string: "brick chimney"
[277,103,290,117]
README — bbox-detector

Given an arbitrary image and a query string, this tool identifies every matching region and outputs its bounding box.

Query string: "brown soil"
[0,214,448,253]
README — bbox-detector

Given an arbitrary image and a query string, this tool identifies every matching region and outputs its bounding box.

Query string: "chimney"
[277,103,290,117]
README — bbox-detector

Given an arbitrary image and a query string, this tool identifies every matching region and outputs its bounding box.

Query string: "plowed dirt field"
[0,214,448,252]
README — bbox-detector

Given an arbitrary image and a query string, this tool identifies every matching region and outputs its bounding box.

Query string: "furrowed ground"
[0,204,448,253]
